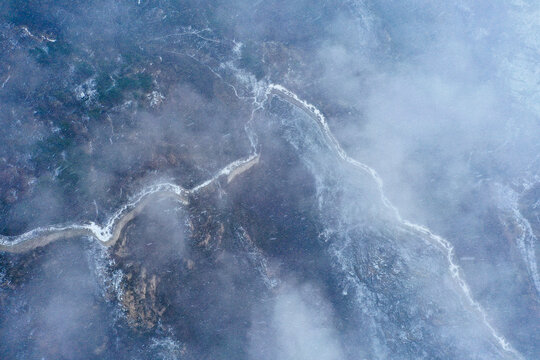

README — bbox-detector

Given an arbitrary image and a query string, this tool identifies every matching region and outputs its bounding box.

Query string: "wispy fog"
[306,1,540,357]
[249,281,344,360]
[1,1,539,359]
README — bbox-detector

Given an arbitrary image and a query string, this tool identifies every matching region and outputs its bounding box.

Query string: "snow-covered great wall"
[265,83,523,360]
[0,79,523,359]
[0,155,259,253]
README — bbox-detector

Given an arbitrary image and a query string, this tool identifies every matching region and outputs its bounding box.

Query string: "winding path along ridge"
[0,154,259,253]
[266,83,522,359]
[0,80,523,359]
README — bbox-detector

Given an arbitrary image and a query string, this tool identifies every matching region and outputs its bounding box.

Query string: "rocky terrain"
[1,1,539,359]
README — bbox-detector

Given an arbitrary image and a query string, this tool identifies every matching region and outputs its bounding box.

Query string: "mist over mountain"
[0,1,538,359]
